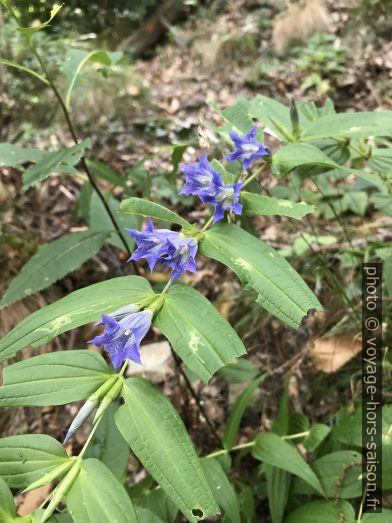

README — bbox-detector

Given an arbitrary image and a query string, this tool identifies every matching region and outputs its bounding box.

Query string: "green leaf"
[0,477,16,519]
[133,489,178,523]
[85,405,129,481]
[22,139,91,191]
[201,458,241,523]
[0,434,69,488]
[18,4,62,41]
[211,98,254,137]
[361,510,392,522]
[86,159,126,187]
[0,350,112,407]
[0,231,109,308]
[252,433,325,496]
[303,423,331,452]
[120,197,192,228]
[222,373,267,449]
[199,223,322,329]
[154,282,246,382]
[285,500,355,523]
[88,193,141,250]
[0,143,45,168]
[369,147,392,172]
[115,378,219,521]
[62,49,123,109]
[266,466,290,523]
[66,458,138,523]
[301,111,392,141]
[0,275,153,362]
[240,192,315,219]
[272,143,338,177]
[0,59,49,85]
[310,451,361,499]
[218,358,259,384]
[248,95,299,141]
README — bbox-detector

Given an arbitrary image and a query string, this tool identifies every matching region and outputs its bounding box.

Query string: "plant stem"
[242,162,268,189]
[206,441,255,459]
[160,279,172,295]
[170,348,221,446]
[6,3,138,270]
[283,430,310,440]
[201,216,214,232]
[78,421,101,459]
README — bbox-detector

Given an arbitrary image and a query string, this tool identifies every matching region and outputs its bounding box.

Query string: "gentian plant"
[0,3,392,523]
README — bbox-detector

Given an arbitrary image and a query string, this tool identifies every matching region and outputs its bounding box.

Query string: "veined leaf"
[116,378,219,521]
[85,405,129,481]
[0,477,16,519]
[66,458,138,523]
[199,223,322,329]
[62,48,123,109]
[252,433,324,496]
[301,110,392,141]
[285,500,355,523]
[240,192,314,219]
[0,350,113,407]
[22,139,91,191]
[120,197,193,228]
[0,434,69,488]
[154,282,246,382]
[0,143,45,168]
[0,230,109,308]
[0,275,154,362]
[18,4,62,41]
[272,143,338,177]
[222,373,267,450]
[201,458,241,523]
[218,358,258,384]
[133,489,178,523]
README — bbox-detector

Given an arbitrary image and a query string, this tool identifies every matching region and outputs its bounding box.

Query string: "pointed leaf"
[199,223,322,329]
[0,434,69,488]
[0,477,16,519]
[66,458,138,523]
[0,231,109,308]
[154,282,246,382]
[0,275,154,362]
[0,143,45,168]
[120,197,193,228]
[252,433,325,496]
[222,373,267,449]
[201,458,240,523]
[22,139,91,191]
[133,489,178,523]
[285,500,355,523]
[240,192,314,219]
[116,378,219,521]
[0,350,113,407]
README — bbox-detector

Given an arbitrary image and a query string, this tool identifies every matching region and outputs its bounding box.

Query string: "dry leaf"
[311,335,361,372]
[18,484,51,516]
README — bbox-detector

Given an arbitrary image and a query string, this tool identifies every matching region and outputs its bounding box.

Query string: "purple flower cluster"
[180,126,269,223]
[127,219,197,280]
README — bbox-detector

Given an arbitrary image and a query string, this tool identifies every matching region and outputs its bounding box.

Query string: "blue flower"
[204,181,243,223]
[88,309,152,368]
[180,155,222,198]
[126,219,178,271]
[225,126,270,170]
[127,220,198,280]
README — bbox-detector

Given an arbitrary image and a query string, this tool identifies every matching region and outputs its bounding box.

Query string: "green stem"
[242,162,268,189]
[206,441,255,459]
[201,216,214,232]
[160,279,172,295]
[5,2,136,267]
[283,430,310,440]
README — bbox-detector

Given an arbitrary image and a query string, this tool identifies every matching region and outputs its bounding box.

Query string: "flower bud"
[93,377,123,424]
[23,459,74,493]
[63,397,98,444]
[290,98,300,138]
[40,460,81,523]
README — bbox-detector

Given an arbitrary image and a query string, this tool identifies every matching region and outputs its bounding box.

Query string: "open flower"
[88,309,152,369]
[204,181,243,223]
[127,220,198,280]
[180,155,221,198]
[225,126,270,170]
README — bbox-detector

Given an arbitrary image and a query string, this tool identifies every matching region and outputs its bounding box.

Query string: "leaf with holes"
[0,350,113,407]
[0,275,154,362]
[154,282,246,382]
[115,378,219,521]
[199,223,322,329]
[0,230,109,308]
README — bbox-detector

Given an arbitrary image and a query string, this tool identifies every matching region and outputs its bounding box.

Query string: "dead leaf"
[18,484,51,516]
[311,335,361,372]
